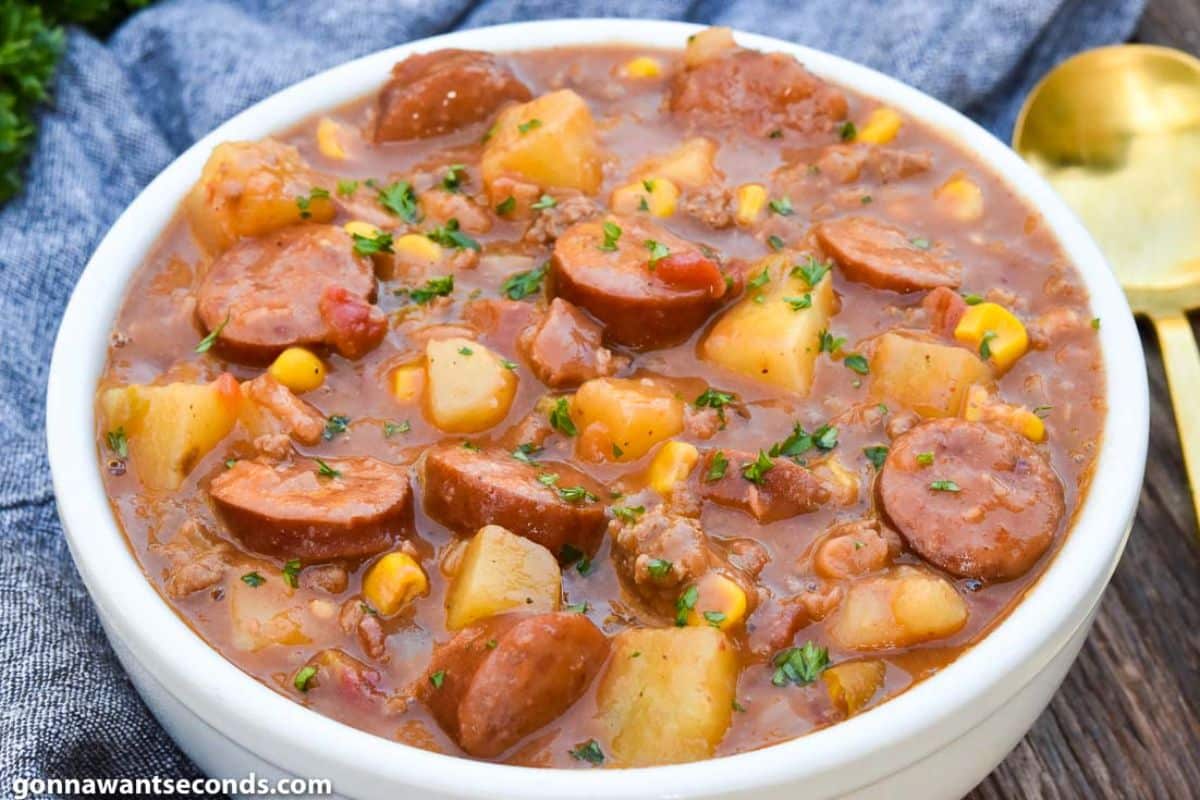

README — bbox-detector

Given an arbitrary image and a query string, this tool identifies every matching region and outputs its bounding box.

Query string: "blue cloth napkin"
[0,0,1143,792]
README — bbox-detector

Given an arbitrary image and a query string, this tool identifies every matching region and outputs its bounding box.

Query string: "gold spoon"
[1014,44,1200,533]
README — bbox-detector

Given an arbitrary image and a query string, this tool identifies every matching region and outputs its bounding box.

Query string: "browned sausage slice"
[419,612,610,757]
[669,49,848,139]
[375,50,531,142]
[518,297,626,388]
[422,444,607,558]
[879,418,1065,581]
[700,449,830,522]
[210,457,411,560]
[551,216,728,349]
[815,216,962,293]
[196,224,384,363]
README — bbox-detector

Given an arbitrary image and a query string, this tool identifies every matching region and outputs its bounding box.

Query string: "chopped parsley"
[314,459,341,479]
[784,294,813,311]
[501,263,547,300]
[979,330,999,360]
[612,443,624,458]
[282,559,302,588]
[703,610,727,628]
[863,445,889,469]
[1091,317,1101,330]
[706,450,729,481]
[569,739,605,765]
[495,195,516,215]
[336,179,359,197]
[511,443,542,465]
[548,397,577,436]
[575,556,594,576]
[644,239,670,268]
[457,346,473,356]
[322,414,350,440]
[517,118,542,134]
[768,196,794,216]
[240,571,265,588]
[105,427,128,459]
[557,485,598,504]
[695,388,737,424]
[294,665,318,692]
[962,293,985,305]
[741,450,775,484]
[819,329,847,355]
[426,218,480,251]
[599,221,622,252]
[429,670,446,689]
[403,274,454,305]
[501,358,518,371]
[373,179,420,223]
[930,479,961,492]
[646,558,672,578]
[531,194,557,210]
[771,641,829,686]
[675,585,699,626]
[843,353,870,375]
[910,236,931,250]
[194,313,229,354]
[747,269,771,290]
[916,451,935,466]
[770,422,839,460]
[383,420,411,438]
[295,186,329,219]
[559,543,584,566]
[612,505,645,523]
[224,458,238,469]
[564,601,589,614]
[1033,405,1053,418]
[352,231,394,257]
[767,234,785,252]
[441,163,467,192]
[838,121,857,141]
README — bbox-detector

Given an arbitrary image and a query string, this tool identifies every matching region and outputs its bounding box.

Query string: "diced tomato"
[318,286,388,359]
[654,251,727,298]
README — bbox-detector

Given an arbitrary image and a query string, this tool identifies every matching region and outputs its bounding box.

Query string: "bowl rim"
[46,17,1148,799]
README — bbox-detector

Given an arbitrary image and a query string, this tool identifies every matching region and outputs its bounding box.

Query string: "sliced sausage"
[699,449,830,522]
[879,418,1065,581]
[421,444,607,557]
[419,612,610,757]
[518,298,626,387]
[210,457,412,560]
[196,224,384,362]
[815,216,962,293]
[669,49,848,139]
[375,49,531,142]
[551,216,728,349]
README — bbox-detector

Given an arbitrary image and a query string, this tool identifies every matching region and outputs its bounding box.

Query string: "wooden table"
[971,4,1200,797]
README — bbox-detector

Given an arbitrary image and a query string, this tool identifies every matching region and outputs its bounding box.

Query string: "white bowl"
[46,18,1148,800]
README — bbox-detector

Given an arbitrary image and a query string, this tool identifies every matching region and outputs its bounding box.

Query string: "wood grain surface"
[970,5,1200,797]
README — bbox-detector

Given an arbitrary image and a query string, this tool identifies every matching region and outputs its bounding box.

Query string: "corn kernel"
[647,440,700,495]
[734,183,768,225]
[935,172,984,222]
[390,363,424,404]
[622,56,662,79]
[343,220,381,239]
[363,552,428,616]
[686,572,747,631]
[268,347,325,393]
[316,117,348,160]
[610,177,679,218]
[393,233,443,265]
[856,107,903,145]
[954,302,1028,373]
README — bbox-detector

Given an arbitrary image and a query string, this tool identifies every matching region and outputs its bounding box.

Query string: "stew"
[95,28,1106,768]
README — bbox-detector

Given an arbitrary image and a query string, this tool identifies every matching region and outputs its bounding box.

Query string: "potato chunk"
[185,140,333,253]
[571,377,685,462]
[444,525,562,630]
[829,566,968,651]
[99,374,241,491]
[597,626,738,766]
[632,138,718,188]
[700,254,836,395]
[424,337,518,434]
[823,660,886,716]
[481,89,602,197]
[228,566,313,651]
[869,332,991,417]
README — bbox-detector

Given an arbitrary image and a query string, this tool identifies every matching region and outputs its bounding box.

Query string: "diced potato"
[597,626,739,766]
[633,138,718,188]
[829,567,968,651]
[856,108,903,145]
[481,90,602,197]
[445,525,562,630]
[390,362,425,405]
[316,117,348,160]
[684,572,747,631]
[572,378,685,462]
[684,27,737,67]
[823,660,886,716]
[647,440,700,495]
[962,385,1046,442]
[363,552,429,616]
[700,254,836,396]
[954,301,1029,373]
[268,347,326,393]
[610,177,680,217]
[184,139,333,253]
[734,183,767,225]
[868,332,991,417]
[424,338,517,433]
[229,568,312,651]
[621,56,662,79]
[935,171,985,222]
[99,374,241,491]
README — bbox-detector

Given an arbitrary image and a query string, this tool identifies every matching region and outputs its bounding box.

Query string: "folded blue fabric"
[0,0,1143,792]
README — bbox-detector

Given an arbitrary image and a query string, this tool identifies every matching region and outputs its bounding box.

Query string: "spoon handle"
[1152,312,1200,534]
